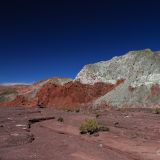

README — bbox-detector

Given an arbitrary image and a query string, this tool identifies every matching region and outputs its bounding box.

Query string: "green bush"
[57,117,64,122]
[153,108,160,114]
[80,119,99,134]
[80,119,109,134]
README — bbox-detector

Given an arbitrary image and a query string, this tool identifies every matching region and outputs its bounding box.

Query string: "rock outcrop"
[35,80,123,108]
[0,80,123,108]
[75,49,160,108]
[0,77,123,108]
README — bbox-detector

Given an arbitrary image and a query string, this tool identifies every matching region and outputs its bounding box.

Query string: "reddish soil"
[0,107,159,160]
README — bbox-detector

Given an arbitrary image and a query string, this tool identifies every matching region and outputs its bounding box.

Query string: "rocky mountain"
[76,49,160,108]
[0,49,160,108]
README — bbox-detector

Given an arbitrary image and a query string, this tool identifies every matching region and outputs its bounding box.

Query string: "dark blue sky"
[0,0,160,83]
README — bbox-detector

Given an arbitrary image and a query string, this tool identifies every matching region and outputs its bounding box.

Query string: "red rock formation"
[36,80,124,109]
[0,79,124,108]
[150,84,160,97]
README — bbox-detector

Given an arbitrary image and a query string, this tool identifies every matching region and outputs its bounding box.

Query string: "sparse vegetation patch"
[80,118,109,134]
[75,109,80,113]
[57,117,64,122]
[153,108,160,114]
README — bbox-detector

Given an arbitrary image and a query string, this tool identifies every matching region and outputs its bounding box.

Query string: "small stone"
[11,133,19,136]
[7,117,13,120]
[16,124,26,127]
[99,144,103,148]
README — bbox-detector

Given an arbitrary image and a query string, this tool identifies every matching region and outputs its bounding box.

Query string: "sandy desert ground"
[0,107,160,160]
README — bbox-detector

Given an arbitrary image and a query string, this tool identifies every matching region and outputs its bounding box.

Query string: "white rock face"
[76,49,160,85]
[131,74,160,87]
[75,49,160,107]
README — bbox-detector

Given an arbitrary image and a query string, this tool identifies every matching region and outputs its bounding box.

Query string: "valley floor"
[0,106,160,160]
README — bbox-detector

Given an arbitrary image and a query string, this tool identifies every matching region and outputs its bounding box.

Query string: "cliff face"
[0,49,160,108]
[75,49,160,108]
[36,80,124,108]
[0,78,123,108]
